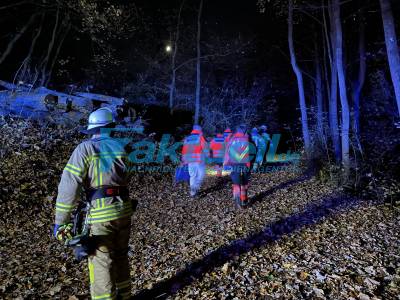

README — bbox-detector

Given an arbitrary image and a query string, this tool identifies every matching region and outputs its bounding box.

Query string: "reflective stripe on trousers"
[88,217,132,300]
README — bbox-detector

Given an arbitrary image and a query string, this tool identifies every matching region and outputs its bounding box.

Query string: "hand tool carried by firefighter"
[65,188,138,261]
[65,195,94,261]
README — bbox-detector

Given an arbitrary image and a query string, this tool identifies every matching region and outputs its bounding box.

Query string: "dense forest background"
[1,1,400,298]
[0,0,399,196]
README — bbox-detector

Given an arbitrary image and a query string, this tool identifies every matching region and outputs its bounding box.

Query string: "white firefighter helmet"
[87,107,114,130]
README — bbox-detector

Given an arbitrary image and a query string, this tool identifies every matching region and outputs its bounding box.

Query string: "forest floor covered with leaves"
[0,118,399,299]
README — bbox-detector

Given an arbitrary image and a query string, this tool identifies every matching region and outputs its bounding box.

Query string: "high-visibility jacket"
[224,132,251,167]
[223,129,232,144]
[181,129,209,164]
[210,135,225,160]
[55,135,133,225]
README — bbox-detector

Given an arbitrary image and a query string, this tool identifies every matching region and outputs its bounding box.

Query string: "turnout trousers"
[88,217,132,300]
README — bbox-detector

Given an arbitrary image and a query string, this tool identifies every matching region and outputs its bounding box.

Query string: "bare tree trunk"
[332,0,350,173]
[169,0,186,114]
[45,23,71,86]
[315,37,324,143]
[329,49,341,162]
[288,0,311,155]
[352,5,366,146]
[194,0,203,125]
[0,13,37,65]
[322,23,331,106]
[40,6,60,87]
[17,13,45,83]
[170,66,177,113]
[326,3,341,163]
[379,0,400,117]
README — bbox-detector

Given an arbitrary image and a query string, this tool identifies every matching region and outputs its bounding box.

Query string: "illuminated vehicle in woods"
[0,80,137,126]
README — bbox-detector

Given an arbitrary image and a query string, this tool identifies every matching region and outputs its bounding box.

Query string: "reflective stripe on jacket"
[210,137,225,159]
[223,132,232,144]
[182,130,209,164]
[55,136,132,225]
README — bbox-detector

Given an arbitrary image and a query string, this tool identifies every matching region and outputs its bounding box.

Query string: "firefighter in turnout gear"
[182,125,209,197]
[210,133,225,176]
[224,124,255,208]
[54,107,134,300]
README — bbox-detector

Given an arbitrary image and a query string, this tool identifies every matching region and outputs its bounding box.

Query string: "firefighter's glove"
[54,223,73,243]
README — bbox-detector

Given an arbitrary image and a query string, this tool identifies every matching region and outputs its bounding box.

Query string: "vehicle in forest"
[0,80,138,127]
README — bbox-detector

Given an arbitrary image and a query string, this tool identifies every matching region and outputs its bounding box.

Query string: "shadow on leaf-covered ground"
[132,186,362,299]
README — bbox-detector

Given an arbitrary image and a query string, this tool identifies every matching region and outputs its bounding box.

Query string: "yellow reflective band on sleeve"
[55,207,71,213]
[55,202,74,212]
[64,165,82,177]
[66,163,82,172]
[56,202,74,208]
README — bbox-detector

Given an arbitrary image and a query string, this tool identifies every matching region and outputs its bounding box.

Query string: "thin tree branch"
[0,13,37,65]
[0,0,29,11]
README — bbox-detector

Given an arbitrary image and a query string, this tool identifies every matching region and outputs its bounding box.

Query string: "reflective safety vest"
[210,136,225,160]
[182,130,209,164]
[55,136,133,225]
[224,132,251,167]
[223,129,232,144]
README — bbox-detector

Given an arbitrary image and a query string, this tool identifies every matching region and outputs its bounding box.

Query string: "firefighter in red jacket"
[182,125,209,197]
[224,124,255,207]
[210,133,225,176]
